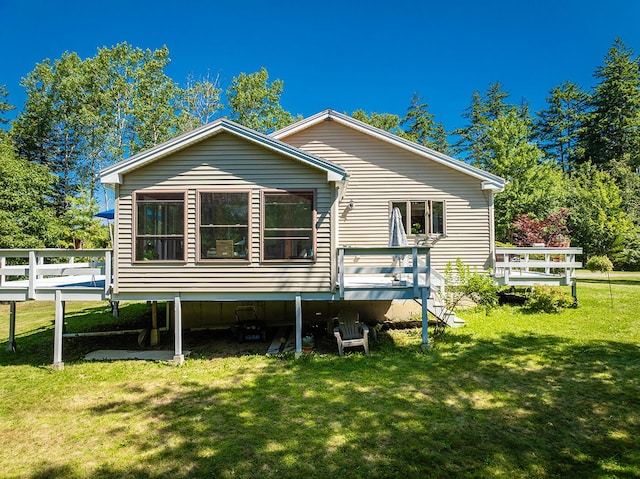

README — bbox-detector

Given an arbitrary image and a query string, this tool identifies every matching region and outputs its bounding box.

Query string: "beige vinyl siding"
[283,120,493,271]
[114,132,333,294]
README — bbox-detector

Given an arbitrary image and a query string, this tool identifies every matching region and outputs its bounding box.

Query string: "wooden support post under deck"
[421,286,430,351]
[53,290,64,370]
[173,296,184,365]
[150,301,159,346]
[295,294,302,358]
[7,301,16,352]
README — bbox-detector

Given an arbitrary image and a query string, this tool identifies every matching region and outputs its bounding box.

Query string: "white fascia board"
[482,181,505,192]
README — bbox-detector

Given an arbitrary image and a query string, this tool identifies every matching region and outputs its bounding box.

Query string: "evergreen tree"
[453,82,516,164]
[0,85,15,127]
[535,81,589,172]
[399,93,450,153]
[584,38,640,168]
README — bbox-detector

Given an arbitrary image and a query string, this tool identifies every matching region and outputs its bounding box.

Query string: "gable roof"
[100,118,348,185]
[272,109,505,191]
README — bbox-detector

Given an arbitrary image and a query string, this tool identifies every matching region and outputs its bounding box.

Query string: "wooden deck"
[338,246,431,300]
[494,246,583,288]
[0,249,111,302]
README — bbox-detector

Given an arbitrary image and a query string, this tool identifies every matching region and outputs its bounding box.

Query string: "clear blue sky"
[1,0,639,133]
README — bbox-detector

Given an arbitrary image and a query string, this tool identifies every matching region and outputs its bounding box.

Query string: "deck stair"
[425,269,465,328]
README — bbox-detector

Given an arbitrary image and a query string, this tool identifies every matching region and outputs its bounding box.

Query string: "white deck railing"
[337,246,431,299]
[0,249,112,299]
[494,246,583,286]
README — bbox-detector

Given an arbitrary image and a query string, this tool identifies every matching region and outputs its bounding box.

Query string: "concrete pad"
[84,350,191,362]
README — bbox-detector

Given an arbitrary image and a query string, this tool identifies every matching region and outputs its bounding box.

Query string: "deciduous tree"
[226,67,297,133]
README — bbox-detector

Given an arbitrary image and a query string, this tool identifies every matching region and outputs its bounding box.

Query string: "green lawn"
[1,273,639,478]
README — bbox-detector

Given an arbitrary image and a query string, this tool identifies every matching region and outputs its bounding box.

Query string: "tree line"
[1,39,639,269]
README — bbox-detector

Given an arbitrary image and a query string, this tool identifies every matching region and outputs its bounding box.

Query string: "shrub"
[443,258,498,314]
[525,286,574,313]
[586,255,613,273]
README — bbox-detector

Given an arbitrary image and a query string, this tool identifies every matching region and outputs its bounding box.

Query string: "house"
[98,110,504,361]
[1,110,508,367]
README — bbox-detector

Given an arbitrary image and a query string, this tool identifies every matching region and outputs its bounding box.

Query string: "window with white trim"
[263,191,315,261]
[391,200,446,236]
[198,191,250,261]
[135,191,185,261]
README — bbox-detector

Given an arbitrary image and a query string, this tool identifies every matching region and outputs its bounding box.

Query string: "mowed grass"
[1,273,639,478]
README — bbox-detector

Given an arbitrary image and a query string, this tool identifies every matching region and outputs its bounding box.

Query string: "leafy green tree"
[226,67,297,133]
[181,71,223,129]
[482,110,568,242]
[534,81,589,172]
[12,52,90,214]
[13,43,187,213]
[584,38,640,169]
[0,137,62,248]
[399,93,450,153]
[351,109,401,133]
[568,162,634,258]
[62,189,110,248]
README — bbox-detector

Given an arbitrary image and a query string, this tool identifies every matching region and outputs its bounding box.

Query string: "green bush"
[444,258,498,314]
[586,255,614,273]
[525,286,574,313]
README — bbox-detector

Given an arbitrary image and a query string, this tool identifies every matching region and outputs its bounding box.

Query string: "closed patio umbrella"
[389,207,408,279]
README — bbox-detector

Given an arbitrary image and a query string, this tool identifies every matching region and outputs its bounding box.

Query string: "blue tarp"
[95,209,114,220]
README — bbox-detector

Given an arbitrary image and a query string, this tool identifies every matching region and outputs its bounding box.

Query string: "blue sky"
[1,0,639,133]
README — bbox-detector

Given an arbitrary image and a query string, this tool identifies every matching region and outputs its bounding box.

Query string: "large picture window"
[263,191,315,261]
[392,200,446,236]
[135,191,185,261]
[199,191,249,260]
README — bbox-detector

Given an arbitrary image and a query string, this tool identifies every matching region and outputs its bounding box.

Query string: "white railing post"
[295,293,302,358]
[53,289,64,370]
[104,250,112,295]
[173,296,184,365]
[412,247,419,298]
[338,248,345,299]
[0,256,5,287]
[28,250,36,300]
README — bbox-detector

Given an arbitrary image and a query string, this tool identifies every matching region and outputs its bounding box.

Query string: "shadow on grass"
[0,302,153,366]
[579,277,640,286]
[21,328,640,478]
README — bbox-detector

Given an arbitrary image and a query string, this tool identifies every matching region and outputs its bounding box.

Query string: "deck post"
[53,290,64,370]
[295,293,302,358]
[338,248,345,299]
[173,296,184,365]
[412,247,419,299]
[104,249,112,296]
[7,301,17,352]
[150,301,159,346]
[421,286,430,350]
[0,256,5,287]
